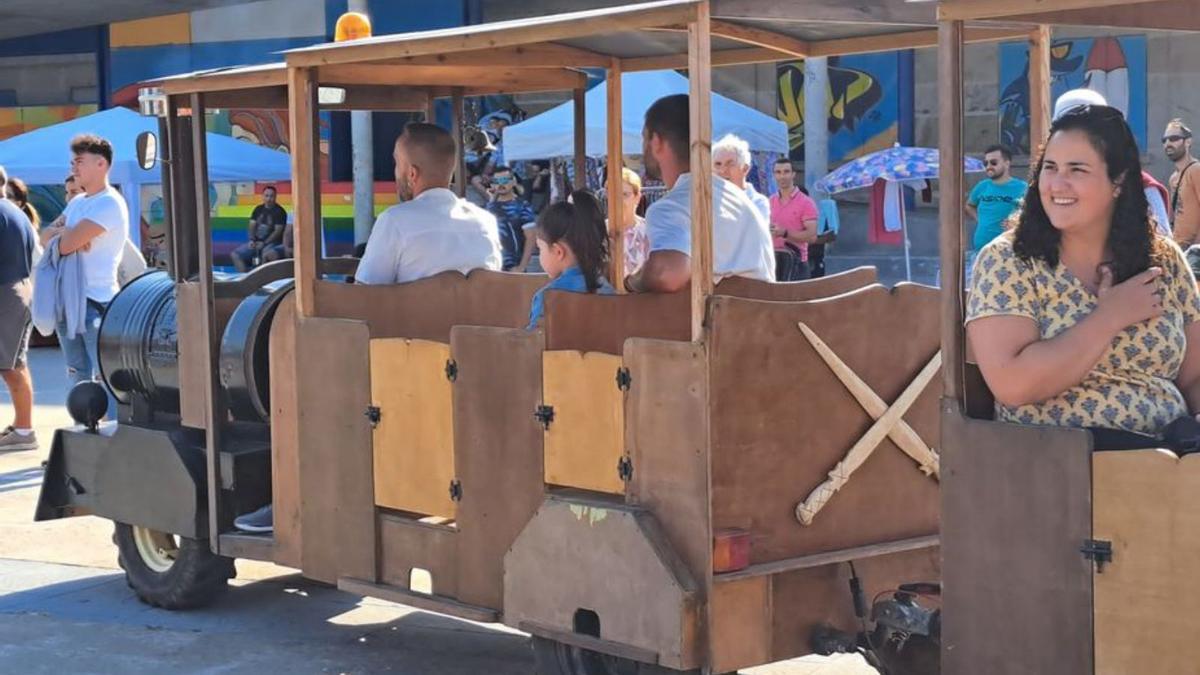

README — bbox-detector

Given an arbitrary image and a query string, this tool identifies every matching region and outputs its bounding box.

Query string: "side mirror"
[135,131,158,171]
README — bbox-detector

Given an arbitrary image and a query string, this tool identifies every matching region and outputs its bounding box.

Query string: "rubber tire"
[113,522,236,609]
[531,637,702,675]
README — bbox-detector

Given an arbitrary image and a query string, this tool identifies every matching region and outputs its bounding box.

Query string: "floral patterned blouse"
[966,234,1200,435]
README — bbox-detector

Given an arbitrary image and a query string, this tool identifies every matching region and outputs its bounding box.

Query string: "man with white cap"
[1052,88,1171,235]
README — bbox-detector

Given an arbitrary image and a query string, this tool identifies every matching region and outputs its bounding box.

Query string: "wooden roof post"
[606,58,626,292]
[573,86,587,190]
[287,66,321,318]
[189,92,225,551]
[1028,25,1052,153]
[938,20,965,405]
[451,87,466,198]
[424,87,436,123]
[688,0,713,343]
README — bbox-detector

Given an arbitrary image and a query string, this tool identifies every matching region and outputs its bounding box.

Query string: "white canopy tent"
[0,107,293,245]
[503,69,788,160]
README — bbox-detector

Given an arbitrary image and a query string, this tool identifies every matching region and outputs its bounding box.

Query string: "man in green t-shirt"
[966,144,1028,253]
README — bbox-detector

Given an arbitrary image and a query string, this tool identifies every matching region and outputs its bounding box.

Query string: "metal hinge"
[445,359,458,382]
[449,479,462,502]
[365,405,382,429]
[618,456,633,482]
[616,367,632,392]
[534,405,555,430]
[1081,539,1113,573]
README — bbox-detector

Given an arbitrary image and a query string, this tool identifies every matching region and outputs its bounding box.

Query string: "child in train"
[526,190,614,330]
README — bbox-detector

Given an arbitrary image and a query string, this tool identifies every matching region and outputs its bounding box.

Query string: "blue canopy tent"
[502,69,788,160]
[0,107,292,245]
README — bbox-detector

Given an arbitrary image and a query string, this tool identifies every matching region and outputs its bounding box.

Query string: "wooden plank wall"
[942,411,1093,674]
[707,286,941,562]
[1093,450,1200,674]
[450,326,546,610]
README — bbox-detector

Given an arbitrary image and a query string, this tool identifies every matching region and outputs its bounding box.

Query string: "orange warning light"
[334,12,372,42]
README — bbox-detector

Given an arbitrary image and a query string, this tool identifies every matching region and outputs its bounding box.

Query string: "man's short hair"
[712,134,751,168]
[984,144,1012,161]
[70,133,113,165]
[774,157,795,169]
[1168,118,1194,138]
[262,185,277,195]
[398,122,457,182]
[644,94,690,163]
[492,164,514,175]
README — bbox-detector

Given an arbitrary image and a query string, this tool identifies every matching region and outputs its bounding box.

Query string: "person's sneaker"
[0,427,38,452]
[233,504,273,533]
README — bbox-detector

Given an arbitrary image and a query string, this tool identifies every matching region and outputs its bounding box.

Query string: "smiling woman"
[965,104,1200,441]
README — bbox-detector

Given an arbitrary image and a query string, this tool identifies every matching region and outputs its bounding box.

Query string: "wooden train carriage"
[271,3,966,671]
[39,1,1084,673]
[936,1,1200,673]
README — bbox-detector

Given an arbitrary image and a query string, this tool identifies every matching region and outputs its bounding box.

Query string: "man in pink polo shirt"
[769,157,818,280]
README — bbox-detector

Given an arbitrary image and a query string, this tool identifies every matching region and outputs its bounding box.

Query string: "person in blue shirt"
[527,190,615,331]
[486,165,537,271]
[966,144,1028,264]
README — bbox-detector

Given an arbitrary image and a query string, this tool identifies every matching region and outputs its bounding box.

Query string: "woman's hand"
[1095,266,1164,332]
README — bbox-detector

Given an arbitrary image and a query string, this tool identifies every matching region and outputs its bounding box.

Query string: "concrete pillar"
[803,56,828,193]
[349,0,374,245]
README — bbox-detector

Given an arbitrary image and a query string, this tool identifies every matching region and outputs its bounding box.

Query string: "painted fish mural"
[777,53,899,164]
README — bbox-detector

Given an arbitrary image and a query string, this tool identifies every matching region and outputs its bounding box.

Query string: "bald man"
[355,122,502,284]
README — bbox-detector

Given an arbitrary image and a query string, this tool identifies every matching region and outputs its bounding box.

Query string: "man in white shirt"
[38,134,127,413]
[355,122,501,285]
[624,94,774,293]
[712,133,771,222]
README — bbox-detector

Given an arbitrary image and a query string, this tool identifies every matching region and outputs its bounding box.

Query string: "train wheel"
[531,636,702,675]
[113,522,236,609]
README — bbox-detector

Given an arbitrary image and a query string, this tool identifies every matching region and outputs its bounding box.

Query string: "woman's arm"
[969,266,1164,407]
[1176,321,1200,414]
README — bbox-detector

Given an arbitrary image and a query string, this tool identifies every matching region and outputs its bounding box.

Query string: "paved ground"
[0,347,877,674]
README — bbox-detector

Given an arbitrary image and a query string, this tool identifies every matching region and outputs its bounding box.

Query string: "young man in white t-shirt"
[38,134,128,414]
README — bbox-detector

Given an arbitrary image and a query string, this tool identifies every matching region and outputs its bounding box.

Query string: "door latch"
[618,456,633,482]
[364,405,382,429]
[534,405,555,430]
[1081,539,1113,573]
[616,367,632,391]
[445,359,458,382]
[449,479,463,502]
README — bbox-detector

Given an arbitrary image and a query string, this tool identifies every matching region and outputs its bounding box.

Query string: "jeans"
[57,301,116,420]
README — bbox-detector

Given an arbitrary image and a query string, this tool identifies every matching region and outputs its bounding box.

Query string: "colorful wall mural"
[999,35,1148,154]
[0,104,98,141]
[777,53,900,165]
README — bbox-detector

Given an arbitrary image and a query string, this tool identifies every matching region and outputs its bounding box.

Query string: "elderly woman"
[967,104,1200,441]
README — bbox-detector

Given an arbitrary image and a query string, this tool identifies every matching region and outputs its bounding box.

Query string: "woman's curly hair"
[1011,104,1169,283]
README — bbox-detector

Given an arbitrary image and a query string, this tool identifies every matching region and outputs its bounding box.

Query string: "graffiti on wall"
[999,35,1147,153]
[0,105,98,141]
[205,108,332,177]
[777,53,899,165]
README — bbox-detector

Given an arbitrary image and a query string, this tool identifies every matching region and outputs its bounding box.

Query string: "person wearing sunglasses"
[965,144,1027,280]
[486,165,537,271]
[1164,119,1200,247]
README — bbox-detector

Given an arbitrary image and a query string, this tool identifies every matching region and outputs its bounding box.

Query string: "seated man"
[230,186,287,273]
[262,212,294,264]
[354,122,502,284]
[624,94,774,293]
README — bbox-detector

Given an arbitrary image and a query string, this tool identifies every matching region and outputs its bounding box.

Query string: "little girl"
[526,190,615,330]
